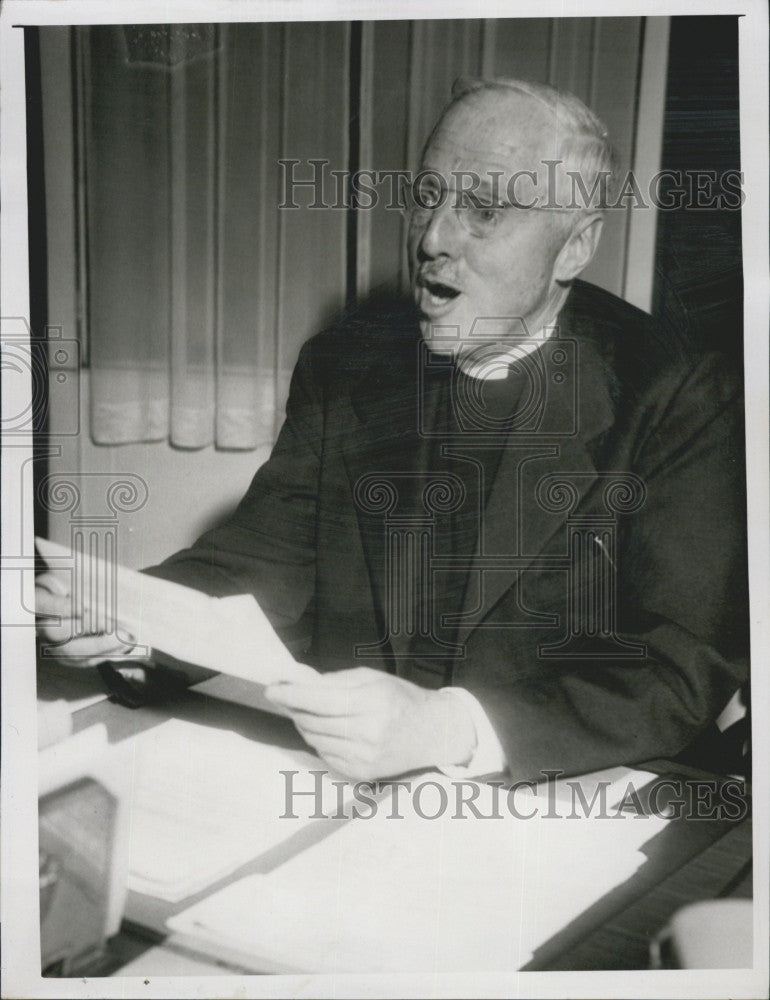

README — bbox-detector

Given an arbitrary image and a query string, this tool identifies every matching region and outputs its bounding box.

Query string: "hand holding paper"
[36,568,136,666]
[35,536,316,686]
[264,667,477,779]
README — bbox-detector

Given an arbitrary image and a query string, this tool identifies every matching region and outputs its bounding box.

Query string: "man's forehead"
[421,138,553,179]
[422,91,562,177]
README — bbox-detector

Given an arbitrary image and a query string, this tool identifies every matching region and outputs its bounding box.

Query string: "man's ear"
[553,213,604,283]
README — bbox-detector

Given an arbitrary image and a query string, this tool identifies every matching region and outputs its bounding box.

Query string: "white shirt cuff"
[436,687,507,778]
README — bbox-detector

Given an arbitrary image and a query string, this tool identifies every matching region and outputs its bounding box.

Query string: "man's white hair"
[446,76,619,209]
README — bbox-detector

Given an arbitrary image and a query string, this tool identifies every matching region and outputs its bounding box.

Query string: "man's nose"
[417,203,464,259]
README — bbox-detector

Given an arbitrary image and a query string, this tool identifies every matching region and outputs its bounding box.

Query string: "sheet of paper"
[167,771,669,974]
[192,673,294,719]
[35,536,316,686]
[125,718,352,903]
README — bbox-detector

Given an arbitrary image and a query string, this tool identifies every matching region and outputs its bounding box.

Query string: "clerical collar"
[455,324,556,381]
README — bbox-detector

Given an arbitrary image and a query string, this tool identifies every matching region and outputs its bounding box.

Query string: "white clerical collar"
[456,323,556,381]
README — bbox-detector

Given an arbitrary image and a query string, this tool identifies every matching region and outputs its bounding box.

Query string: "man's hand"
[264,667,477,780]
[35,570,135,667]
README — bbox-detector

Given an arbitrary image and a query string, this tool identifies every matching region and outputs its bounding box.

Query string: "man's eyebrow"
[471,178,508,194]
[464,183,507,205]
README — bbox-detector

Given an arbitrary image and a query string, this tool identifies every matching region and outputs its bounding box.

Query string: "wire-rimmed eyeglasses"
[402,174,575,240]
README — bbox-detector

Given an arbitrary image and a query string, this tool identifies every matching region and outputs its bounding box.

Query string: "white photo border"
[2,1,767,997]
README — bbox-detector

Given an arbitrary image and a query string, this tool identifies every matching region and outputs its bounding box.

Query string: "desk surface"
[44,669,753,976]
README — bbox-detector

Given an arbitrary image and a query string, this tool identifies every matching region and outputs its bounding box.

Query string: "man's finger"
[294,729,362,768]
[36,617,84,642]
[315,666,380,688]
[308,747,380,782]
[317,754,367,781]
[37,612,127,642]
[264,681,362,716]
[35,586,76,618]
[39,633,135,660]
[287,709,364,741]
[35,571,71,597]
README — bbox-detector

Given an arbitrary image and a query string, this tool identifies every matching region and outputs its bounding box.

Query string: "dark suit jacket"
[148,280,749,780]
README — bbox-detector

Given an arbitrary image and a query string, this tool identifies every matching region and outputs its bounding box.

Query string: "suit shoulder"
[297,294,419,386]
[568,279,741,402]
[568,279,676,362]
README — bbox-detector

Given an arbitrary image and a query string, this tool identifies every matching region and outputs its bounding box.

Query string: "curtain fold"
[86,27,171,444]
[82,23,348,450]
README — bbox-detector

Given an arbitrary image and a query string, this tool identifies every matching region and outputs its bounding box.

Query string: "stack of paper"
[167,771,669,973]
[126,718,352,902]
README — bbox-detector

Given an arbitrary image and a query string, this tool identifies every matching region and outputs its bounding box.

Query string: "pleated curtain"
[83,23,348,449]
[80,18,642,450]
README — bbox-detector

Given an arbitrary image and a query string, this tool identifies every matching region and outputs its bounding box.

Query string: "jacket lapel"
[341,292,617,652]
[343,322,428,640]
[455,302,616,646]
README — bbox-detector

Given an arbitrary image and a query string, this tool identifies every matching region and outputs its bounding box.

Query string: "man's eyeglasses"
[402,176,523,240]
[402,176,573,240]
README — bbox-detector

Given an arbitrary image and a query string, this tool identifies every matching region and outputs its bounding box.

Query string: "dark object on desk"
[650,899,753,968]
[97,662,191,709]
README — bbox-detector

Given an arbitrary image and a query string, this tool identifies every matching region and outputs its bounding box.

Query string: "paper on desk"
[126,718,353,903]
[167,771,670,974]
[35,536,316,686]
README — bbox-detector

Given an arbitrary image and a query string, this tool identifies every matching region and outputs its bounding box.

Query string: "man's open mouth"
[420,279,462,309]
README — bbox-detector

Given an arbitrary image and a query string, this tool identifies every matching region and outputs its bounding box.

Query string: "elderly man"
[36,78,747,782]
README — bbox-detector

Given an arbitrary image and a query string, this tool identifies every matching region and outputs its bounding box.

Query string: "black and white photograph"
[1,1,768,996]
